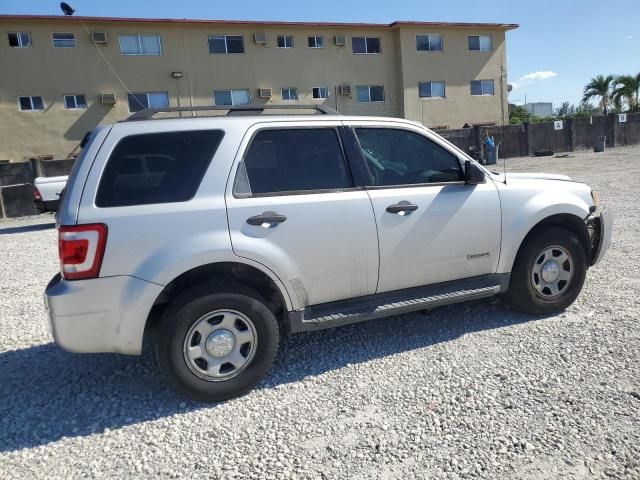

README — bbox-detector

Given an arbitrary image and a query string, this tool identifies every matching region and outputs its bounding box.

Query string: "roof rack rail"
[125,104,340,121]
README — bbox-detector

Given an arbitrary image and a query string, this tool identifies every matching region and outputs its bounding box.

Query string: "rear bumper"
[589,205,613,265]
[45,273,163,355]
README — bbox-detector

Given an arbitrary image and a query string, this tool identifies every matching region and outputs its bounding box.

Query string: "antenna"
[58,2,146,110]
[501,125,507,184]
[503,145,507,184]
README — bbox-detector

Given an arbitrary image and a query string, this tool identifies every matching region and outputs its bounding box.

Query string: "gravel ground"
[1,146,639,479]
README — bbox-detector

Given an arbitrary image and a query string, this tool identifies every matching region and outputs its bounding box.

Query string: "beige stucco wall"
[0,18,511,161]
[397,26,508,129]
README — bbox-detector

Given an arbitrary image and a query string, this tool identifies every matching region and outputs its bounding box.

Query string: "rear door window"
[96,130,224,207]
[237,128,353,196]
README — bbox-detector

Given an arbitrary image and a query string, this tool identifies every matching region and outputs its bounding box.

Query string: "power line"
[81,23,146,109]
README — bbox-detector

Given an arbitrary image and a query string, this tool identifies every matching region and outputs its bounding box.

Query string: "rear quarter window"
[96,130,224,207]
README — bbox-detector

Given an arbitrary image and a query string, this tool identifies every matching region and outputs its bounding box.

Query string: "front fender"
[497,186,591,274]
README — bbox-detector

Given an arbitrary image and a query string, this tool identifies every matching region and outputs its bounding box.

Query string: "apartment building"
[0,15,517,161]
[525,102,554,118]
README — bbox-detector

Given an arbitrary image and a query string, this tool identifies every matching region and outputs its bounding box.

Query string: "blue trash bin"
[484,136,498,165]
[486,145,499,165]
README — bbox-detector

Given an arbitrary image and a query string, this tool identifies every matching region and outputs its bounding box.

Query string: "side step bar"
[288,274,509,334]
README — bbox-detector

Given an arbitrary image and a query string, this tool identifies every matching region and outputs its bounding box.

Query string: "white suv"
[46,105,613,401]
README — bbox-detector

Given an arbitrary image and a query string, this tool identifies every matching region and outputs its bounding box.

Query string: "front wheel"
[156,284,279,402]
[508,226,587,315]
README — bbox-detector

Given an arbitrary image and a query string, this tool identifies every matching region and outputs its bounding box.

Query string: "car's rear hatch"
[56,125,112,226]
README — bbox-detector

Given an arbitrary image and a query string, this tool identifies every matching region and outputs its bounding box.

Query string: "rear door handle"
[246,211,287,227]
[386,202,419,215]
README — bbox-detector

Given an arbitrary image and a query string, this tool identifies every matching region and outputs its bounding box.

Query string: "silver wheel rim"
[183,309,257,382]
[531,245,573,299]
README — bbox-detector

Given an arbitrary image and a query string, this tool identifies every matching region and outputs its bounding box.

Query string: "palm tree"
[612,74,640,112]
[583,74,614,115]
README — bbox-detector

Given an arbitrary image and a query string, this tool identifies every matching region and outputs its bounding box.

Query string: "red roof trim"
[0,14,519,30]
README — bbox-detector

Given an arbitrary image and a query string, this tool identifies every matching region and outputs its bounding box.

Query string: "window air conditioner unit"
[100,93,117,105]
[258,88,272,98]
[91,31,108,44]
[254,33,267,45]
[334,35,346,46]
[338,84,352,95]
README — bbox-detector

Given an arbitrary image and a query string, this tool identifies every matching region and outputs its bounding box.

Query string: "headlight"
[591,190,601,208]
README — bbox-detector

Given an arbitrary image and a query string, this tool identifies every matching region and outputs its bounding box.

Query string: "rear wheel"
[508,226,587,315]
[156,284,279,402]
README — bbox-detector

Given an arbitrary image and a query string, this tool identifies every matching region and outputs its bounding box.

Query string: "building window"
[281,88,298,101]
[312,87,329,99]
[18,96,44,111]
[127,91,169,113]
[8,32,32,47]
[277,35,294,48]
[213,89,251,105]
[418,81,446,98]
[468,35,492,51]
[356,85,384,103]
[63,94,87,109]
[352,36,381,54]
[119,34,162,55]
[308,36,324,48]
[52,32,76,48]
[416,34,442,51]
[470,80,495,96]
[208,35,245,54]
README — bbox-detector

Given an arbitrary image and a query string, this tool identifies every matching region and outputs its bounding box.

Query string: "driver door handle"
[246,211,287,227]
[386,202,419,215]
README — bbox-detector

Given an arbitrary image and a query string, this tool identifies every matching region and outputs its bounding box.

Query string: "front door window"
[354,128,463,186]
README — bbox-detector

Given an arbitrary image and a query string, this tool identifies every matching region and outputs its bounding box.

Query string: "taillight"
[58,224,108,280]
[33,186,42,201]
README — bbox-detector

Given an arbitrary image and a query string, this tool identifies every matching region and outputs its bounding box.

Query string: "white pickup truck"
[33,175,68,212]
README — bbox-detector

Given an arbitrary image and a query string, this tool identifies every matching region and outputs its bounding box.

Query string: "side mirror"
[464,160,486,185]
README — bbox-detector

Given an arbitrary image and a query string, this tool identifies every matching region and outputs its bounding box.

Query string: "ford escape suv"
[46,105,613,402]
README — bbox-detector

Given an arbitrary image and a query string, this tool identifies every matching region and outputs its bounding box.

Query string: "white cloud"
[511,70,558,90]
[625,35,633,40]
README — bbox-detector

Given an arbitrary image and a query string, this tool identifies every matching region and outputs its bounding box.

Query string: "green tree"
[574,101,598,117]
[612,73,640,112]
[556,101,573,117]
[582,74,615,115]
[509,104,530,124]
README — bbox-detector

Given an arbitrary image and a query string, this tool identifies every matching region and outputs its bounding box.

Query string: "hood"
[490,171,572,182]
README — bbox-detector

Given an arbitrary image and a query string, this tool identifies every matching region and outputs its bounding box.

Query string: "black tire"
[508,226,587,315]
[156,283,279,402]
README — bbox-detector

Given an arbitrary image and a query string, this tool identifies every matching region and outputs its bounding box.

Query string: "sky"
[2,0,639,107]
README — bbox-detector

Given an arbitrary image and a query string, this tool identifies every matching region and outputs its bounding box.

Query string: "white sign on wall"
[553,120,563,130]
[619,114,627,123]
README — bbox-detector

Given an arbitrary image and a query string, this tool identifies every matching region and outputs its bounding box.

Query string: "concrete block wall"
[439,112,640,159]
[0,183,38,218]
[485,124,527,158]
[30,158,75,178]
[614,112,640,147]
[0,162,33,187]
[0,158,74,218]
[436,127,474,154]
